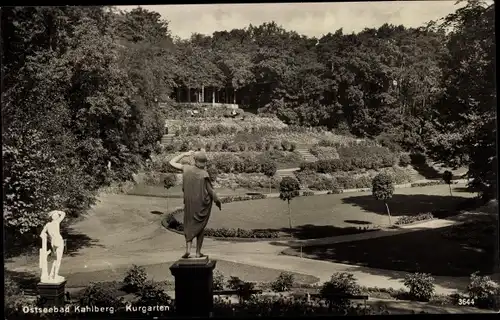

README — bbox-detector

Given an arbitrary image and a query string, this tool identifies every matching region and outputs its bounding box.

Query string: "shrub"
[261,159,277,177]
[336,176,356,189]
[320,273,361,311]
[395,213,434,225]
[123,264,148,293]
[80,282,125,309]
[302,191,314,196]
[213,270,225,290]
[466,272,500,309]
[300,161,318,172]
[213,153,237,173]
[271,272,295,292]
[442,170,453,183]
[281,140,292,151]
[226,277,256,302]
[372,173,394,225]
[134,281,172,307]
[227,143,240,152]
[4,274,32,317]
[308,176,335,191]
[238,142,247,152]
[330,187,343,194]
[316,160,333,173]
[207,165,218,182]
[403,273,435,302]
[289,142,297,151]
[309,145,338,160]
[242,155,261,173]
[279,176,301,230]
[399,154,412,167]
[163,174,176,190]
[255,141,264,151]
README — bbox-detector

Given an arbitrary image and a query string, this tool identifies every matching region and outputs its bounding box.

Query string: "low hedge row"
[211,153,278,174]
[177,122,288,137]
[300,155,397,173]
[164,139,297,154]
[204,140,297,152]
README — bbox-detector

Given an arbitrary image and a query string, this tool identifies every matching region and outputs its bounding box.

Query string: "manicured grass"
[282,217,495,277]
[171,184,474,239]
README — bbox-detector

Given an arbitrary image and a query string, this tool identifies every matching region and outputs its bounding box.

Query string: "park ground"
[6,183,497,306]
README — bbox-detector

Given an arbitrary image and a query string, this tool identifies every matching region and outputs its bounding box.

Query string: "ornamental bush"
[403,273,435,302]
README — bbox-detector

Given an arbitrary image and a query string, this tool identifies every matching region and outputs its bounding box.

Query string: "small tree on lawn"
[372,173,394,225]
[207,165,218,183]
[279,177,300,230]
[163,174,176,213]
[442,170,453,197]
[261,159,277,194]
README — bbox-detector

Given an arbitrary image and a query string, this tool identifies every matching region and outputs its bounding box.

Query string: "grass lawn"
[282,216,496,277]
[172,184,474,239]
[61,260,319,289]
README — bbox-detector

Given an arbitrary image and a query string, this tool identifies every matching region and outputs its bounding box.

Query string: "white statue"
[39,210,66,283]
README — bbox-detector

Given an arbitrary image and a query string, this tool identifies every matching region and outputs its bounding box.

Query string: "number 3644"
[458,298,475,306]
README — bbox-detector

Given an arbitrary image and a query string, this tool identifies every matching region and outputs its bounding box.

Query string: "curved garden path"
[7,190,494,296]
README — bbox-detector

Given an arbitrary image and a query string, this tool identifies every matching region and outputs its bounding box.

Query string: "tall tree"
[426,0,496,200]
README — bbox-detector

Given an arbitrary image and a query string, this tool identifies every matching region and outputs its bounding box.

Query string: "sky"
[118,1,486,39]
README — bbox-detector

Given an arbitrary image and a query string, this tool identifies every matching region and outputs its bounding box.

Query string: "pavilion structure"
[171,86,249,107]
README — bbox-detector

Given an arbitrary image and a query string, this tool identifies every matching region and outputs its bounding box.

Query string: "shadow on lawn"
[5,226,103,261]
[281,226,495,279]
[342,193,472,217]
[265,224,376,241]
[344,220,372,225]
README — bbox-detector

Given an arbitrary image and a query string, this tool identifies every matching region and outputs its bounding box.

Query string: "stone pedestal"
[170,258,216,317]
[37,280,67,308]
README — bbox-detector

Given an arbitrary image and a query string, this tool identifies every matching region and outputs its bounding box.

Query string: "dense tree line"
[2,1,495,245]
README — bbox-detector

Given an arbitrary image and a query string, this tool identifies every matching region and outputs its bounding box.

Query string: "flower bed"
[411,181,447,187]
[302,142,397,173]
[395,213,434,225]
[309,145,339,160]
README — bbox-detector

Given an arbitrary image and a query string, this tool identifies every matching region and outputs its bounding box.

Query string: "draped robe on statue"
[182,165,216,242]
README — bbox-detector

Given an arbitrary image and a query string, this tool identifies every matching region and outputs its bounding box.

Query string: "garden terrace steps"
[295,146,317,162]
[161,133,175,145]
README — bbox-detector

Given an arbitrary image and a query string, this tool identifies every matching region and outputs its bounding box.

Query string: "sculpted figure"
[39,210,66,283]
[170,150,221,258]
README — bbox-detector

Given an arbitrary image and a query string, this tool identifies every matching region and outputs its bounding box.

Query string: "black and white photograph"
[3,1,499,318]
